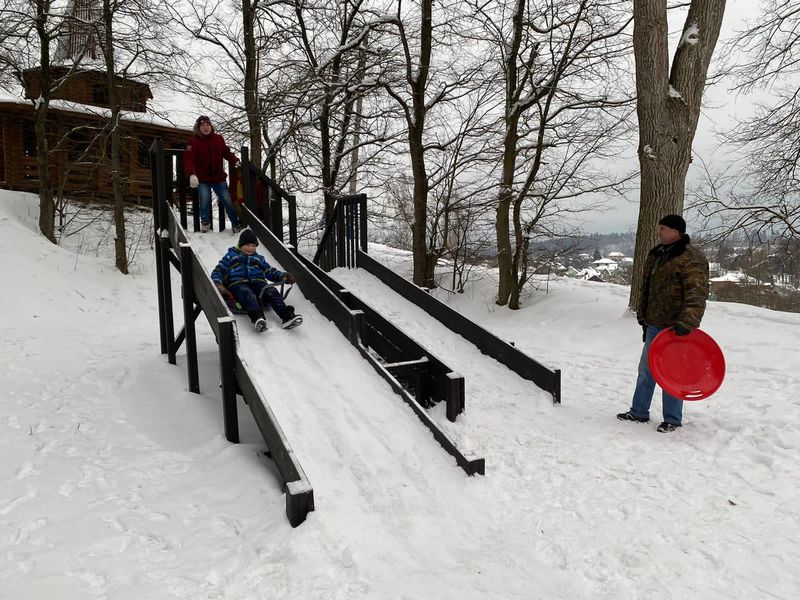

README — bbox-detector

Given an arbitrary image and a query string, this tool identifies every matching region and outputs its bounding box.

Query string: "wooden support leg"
[180,244,199,393]
[446,372,465,422]
[218,317,239,443]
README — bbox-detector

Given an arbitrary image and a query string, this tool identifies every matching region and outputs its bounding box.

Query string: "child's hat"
[238,229,258,247]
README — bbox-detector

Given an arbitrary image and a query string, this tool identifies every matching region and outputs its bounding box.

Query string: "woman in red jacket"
[183,115,243,233]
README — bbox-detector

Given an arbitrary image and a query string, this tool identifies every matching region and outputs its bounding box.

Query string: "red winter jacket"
[183,132,238,184]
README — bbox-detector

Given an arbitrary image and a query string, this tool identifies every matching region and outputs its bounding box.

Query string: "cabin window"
[0,119,5,181]
[67,127,93,161]
[92,84,109,105]
[137,137,153,167]
[22,121,37,157]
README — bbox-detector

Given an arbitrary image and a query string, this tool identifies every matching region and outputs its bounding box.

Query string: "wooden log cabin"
[0,66,192,203]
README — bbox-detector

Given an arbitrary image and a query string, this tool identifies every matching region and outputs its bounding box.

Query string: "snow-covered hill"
[1,189,798,599]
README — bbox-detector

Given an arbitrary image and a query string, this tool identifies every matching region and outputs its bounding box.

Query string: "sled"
[649,328,725,400]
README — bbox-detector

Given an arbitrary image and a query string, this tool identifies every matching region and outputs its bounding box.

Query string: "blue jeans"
[230,281,289,322]
[198,181,240,228]
[630,325,683,425]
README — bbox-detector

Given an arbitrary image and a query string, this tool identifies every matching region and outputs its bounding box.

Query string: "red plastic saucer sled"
[648,328,725,401]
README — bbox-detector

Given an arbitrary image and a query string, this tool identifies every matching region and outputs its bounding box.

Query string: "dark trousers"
[230,281,288,322]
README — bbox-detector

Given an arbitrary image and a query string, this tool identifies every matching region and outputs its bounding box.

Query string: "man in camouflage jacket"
[617,214,710,433]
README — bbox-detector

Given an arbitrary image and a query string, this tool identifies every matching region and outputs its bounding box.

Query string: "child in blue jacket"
[211,229,302,332]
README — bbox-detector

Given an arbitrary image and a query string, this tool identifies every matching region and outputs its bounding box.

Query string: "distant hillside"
[530,231,636,258]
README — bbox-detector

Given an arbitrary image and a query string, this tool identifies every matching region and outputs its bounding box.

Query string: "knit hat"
[238,229,258,247]
[194,115,213,135]
[658,214,686,234]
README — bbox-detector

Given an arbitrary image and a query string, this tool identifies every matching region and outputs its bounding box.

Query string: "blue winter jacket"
[211,247,287,288]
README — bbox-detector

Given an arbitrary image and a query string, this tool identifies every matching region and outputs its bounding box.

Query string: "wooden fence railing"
[357,251,562,404]
[242,206,482,475]
[150,140,314,527]
[310,193,561,404]
[312,193,367,270]
[156,143,484,476]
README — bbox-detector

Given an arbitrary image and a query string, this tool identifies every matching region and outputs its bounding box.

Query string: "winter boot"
[657,422,682,433]
[254,318,268,333]
[200,222,210,233]
[617,411,649,423]
[281,306,303,329]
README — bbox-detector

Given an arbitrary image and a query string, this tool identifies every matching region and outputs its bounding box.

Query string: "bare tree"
[376,0,497,288]
[273,0,392,218]
[693,1,800,244]
[627,0,726,310]
[90,0,185,273]
[471,0,634,308]
[0,1,89,242]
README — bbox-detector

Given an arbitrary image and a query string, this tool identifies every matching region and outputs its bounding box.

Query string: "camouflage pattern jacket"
[637,234,709,330]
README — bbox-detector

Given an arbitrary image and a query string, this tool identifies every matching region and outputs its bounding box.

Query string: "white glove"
[189,174,199,188]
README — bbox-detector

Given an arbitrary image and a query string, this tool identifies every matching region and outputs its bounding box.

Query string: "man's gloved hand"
[672,324,691,336]
[284,273,296,284]
[234,160,242,170]
[189,174,199,189]
[640,322,647,343]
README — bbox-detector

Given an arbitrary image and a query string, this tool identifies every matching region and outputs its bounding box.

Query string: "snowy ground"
[1,189,799,599]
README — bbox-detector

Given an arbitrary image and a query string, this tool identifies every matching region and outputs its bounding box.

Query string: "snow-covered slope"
[1,190,798,599]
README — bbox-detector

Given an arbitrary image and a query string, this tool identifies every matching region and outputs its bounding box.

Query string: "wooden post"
[552,369,562,404]
[176,153,188,229]
[180,244,200,393]
[336,203,346,269]
[270,186,283,242]
[288,195,298,249]
[241,147,254,213]
[218,317,239,443]
[350,310,365,346]
[161,234,177,365]
[150,141,168,355]
[445,372,465,422]
[217,169,226,231]
[414,368,431,408]
[359,194,368,253]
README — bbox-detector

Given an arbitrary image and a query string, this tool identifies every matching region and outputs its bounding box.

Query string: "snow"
[711,272,749,283]
[0,95,188,131]
[2,189,800,598]
[643,144,656,160]
[679,23,701,47]
[668,85,684,101]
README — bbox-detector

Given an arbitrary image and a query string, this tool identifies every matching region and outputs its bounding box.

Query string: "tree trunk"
[34,1,55,243]
[320,96,335,220]
[242,0,261,168]
[103,0,128,274]
[408,0,434,287]
[110,110,128,274]
[34,103,55,243]
[629,0,726,310]
[409,121,434,287]
[495,0,525,307]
